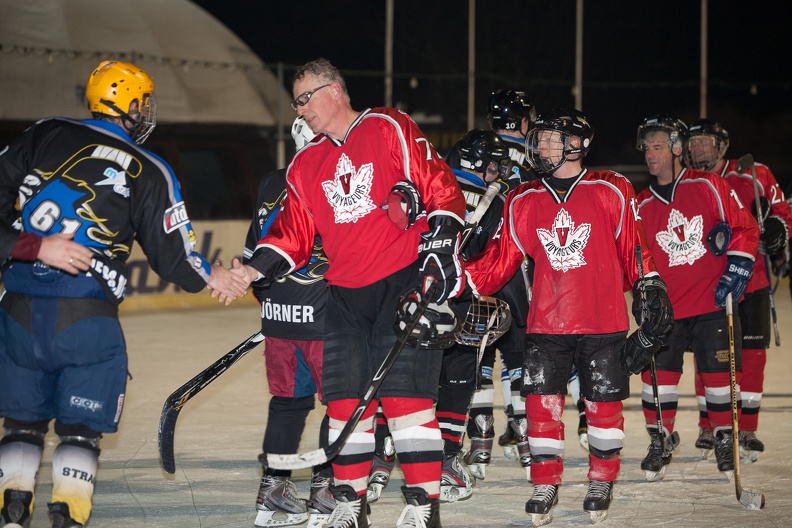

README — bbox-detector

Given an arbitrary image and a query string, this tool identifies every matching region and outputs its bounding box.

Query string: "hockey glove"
[418,221,462,303]
[759,216,788,255]
[631,276,674,338]
[706,222,732,257]
[620,326,663,376]
[714,255,753,308]
[751,197,771,224]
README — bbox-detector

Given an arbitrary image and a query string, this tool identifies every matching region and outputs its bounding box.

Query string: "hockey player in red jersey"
[634,115,759,481]
[233,58,466,528]
[462,109,673,525]
[684,118,792,463]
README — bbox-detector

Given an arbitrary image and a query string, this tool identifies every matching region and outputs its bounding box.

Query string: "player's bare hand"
[207,260,249,305]
[230,257,259,285]
[38,233,94,274]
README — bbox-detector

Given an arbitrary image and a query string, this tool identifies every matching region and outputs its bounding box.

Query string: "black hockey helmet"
[683,118,730,170]
[487,90,537,135]
[395,287,459,349]
[526,108,594,174]
[457,129,511,181]
[636,114,689,156]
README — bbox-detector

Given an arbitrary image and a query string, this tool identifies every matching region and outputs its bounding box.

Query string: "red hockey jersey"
[636,168,759,319]
[464,169,656,335]
[719,158,792,293]
[253,107,465,288]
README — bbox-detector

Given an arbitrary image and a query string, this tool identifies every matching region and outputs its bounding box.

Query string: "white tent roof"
[0,0,292,126]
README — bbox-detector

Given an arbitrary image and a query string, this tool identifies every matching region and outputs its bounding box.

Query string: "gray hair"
[293,58,350,102]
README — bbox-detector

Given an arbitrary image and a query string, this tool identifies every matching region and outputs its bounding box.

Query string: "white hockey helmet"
[291,116,316,150]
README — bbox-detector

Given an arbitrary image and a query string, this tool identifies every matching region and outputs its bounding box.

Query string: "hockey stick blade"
[158,331,264,474]
[735,153,754,174]
[738,488,765,510]
[262,281,438,470]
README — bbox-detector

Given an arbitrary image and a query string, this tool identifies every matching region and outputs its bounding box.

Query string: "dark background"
[192,0,792,191]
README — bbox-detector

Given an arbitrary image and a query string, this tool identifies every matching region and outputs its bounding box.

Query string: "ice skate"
[2,489,33,528]
[641,427,672,482]
[48,502,83,528]
[739,430,764,464]
[498,418,519,460]
[464,414,494,479]
[324,484,369,528]
[525,484,558,527]
[439,452,474,503]
[714,428,735,479]
[396,486,441,528]
[254,475,309,527]
[695,427,714,460]
[577,400,589,451]
[366,435,396,502]
[583,480,613,524]
[307,473,336,528]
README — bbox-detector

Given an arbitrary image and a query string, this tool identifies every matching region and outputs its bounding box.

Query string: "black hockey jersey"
[0,118,211,303]
[244,168,327,340]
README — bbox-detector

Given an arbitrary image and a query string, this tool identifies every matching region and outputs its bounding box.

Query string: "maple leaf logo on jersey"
[536,208,591,272]
[321,153,376,223]
[656,208,706,266]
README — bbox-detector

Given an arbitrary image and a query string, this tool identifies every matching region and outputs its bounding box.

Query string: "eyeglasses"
[290,83,331,111]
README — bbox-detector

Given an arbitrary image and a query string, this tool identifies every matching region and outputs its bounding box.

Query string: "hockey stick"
[726,292,766,509]
[635,246,679,458]
[736,153,781,346]
[459,181,502,254]
[158,331,265,474]
[261,279,438,470]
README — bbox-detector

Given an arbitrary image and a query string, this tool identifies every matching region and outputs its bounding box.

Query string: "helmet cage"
[455,296,512,347]
[683,120,729,170]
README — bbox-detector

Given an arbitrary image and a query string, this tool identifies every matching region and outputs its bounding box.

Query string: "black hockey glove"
[631,276,674,338]
[418,221,462,303]
[751,197,771,224]
[714,255,753,308]
[759,216,788,255]
[620,326,663,376]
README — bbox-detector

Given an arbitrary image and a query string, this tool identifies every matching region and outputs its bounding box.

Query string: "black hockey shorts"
[521,332,629,402]
[439,344,480,388]
[655,309,741,373]
[321,265,443,403]
[738,289,771,350]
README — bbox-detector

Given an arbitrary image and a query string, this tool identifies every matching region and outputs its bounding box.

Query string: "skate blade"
[468,463,487,480]
[254,509,309,527]
[307,513,330,528]
[588,510,609,524]
[530,511,554,526]
[440,484,474,503]
[503,444,519,460]
[579,433,590,451]
[366,482,385,502]
[525,466,533,483]
[699,448,712,461]
[644,465,666,482]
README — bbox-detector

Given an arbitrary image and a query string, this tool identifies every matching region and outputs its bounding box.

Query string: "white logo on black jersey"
[322,153,376,223]
[656,208,706,266]
[537,208,590,272]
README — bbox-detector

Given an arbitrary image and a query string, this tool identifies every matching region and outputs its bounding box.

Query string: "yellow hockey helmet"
[85,60,157,143]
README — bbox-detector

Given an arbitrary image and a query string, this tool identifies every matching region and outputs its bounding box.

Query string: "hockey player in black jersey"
[0,60,248,528]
